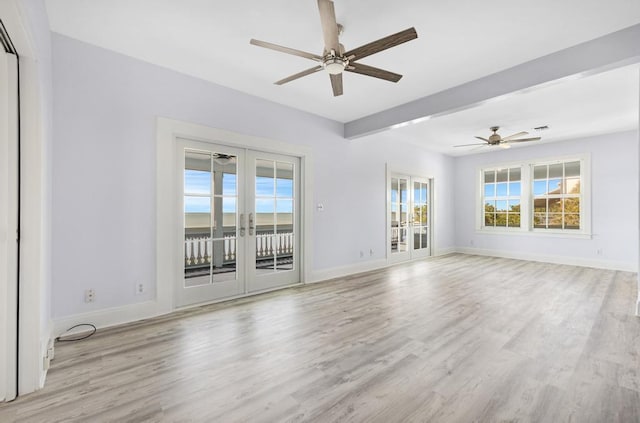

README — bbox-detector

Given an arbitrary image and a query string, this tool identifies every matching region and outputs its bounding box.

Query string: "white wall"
[51,34,455,320]
[454,130,639,271]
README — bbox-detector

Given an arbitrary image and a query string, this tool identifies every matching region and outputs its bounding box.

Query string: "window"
[479,156,588,235]
[483,167,521,228]
[532,161,580,230]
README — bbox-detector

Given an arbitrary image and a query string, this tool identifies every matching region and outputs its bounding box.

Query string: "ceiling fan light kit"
[250,0,418,96]
[323,55,348,74]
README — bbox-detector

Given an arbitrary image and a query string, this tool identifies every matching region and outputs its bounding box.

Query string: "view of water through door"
[178,140,300,307]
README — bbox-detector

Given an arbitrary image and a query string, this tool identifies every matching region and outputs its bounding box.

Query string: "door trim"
[157,117,314,311]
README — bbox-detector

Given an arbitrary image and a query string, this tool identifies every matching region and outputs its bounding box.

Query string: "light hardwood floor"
[1,254,639,422]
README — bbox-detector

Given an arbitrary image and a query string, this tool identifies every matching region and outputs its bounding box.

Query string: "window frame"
[476,154,591,237]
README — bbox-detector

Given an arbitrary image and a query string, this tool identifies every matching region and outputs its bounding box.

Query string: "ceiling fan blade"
[454,143,487,147]
[250,39,323,62]
[275,65,323,85]
[344,27,417,61]
[474,136,490,142]
[330,73,343,96]
[501,131,528,141]
[317,0,340,53]
[504,137,542,143]
[346,63,402,82]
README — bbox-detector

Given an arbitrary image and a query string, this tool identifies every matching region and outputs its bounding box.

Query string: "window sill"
[476,228,592,239]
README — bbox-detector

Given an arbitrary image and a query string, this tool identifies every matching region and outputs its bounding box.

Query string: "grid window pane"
[531,160,581,231]
[482,167,522,229]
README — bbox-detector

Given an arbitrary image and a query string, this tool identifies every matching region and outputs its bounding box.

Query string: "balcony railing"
[184,231,294,276]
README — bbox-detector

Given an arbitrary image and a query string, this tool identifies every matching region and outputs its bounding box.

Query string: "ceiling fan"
[454,126,542,149]
[249,0,418,96]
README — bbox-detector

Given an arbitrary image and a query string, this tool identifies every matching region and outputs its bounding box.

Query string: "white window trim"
[476,154,591,238]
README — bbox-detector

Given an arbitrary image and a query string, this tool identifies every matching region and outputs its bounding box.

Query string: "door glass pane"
[413,226,428,250]
[255,159,295,274]
[184,151,212,286]
[276,162,294,198]
[256,159,275,196]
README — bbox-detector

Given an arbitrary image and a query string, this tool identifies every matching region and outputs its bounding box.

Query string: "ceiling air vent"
[534,125,549,131]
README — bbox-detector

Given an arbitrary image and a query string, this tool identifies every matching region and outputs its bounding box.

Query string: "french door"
[388,173,432,263]
[177,140,301,307]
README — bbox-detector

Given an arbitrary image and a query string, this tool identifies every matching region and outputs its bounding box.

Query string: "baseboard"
[52,300,171,337]
[434,247,456,257]
[455,247,637,272]
[309,258,390,283]
[38,320,54,389]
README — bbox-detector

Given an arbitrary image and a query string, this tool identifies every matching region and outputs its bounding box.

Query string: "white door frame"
[0,43,19,402]
[157,118,314,311]
[386,166,434,263]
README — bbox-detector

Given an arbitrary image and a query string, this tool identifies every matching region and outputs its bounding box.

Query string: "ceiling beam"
[344,24,640,139]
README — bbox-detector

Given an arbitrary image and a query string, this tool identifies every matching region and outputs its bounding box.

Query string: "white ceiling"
[45,0,640,124]
[392,64,640,156]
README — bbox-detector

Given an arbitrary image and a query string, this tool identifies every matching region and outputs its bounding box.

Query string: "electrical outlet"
[596,249,603,256]
[136,282,146,295]
[85,288,95,303]
[359,251,364,258]
[369,248,374,256]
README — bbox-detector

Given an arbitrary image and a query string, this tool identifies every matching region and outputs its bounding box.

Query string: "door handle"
[249,213,255,235]
[239,213,246,237]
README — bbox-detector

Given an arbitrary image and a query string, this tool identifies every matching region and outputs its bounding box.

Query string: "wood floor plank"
[1,253,639,422]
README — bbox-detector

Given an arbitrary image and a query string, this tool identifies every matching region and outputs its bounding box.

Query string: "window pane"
[276,162,293,198]
[564,198,580,213]
[565,161,580,177]
[548,198,562,213]
[533,180,547,196]
[484,184,495,197]
[548,214,563,229]
[256,159,275,196]
[549,163,563,178]
[185,170,211,195]
[533,213,546,228]
[533,165,547,179]
[533,198,547,213]
[496,169,508,183]
[509,167,521,181]
[399,179,408,203]
[185,196,210,213]
[564,214,580,229]
[485,201,496,212]
[495,213,507,227]
[222,172,236,196]
[565,178,580,194]
[509,181,521,196]
[484,171,495,183]
[391,178,398,203]
[485,213,495,227]
[508,213,520,227]
[496,200,508,212]
[414,182,421,204]
[496,183,508,196]
[549,178,562,194]
[508,200,520,213]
